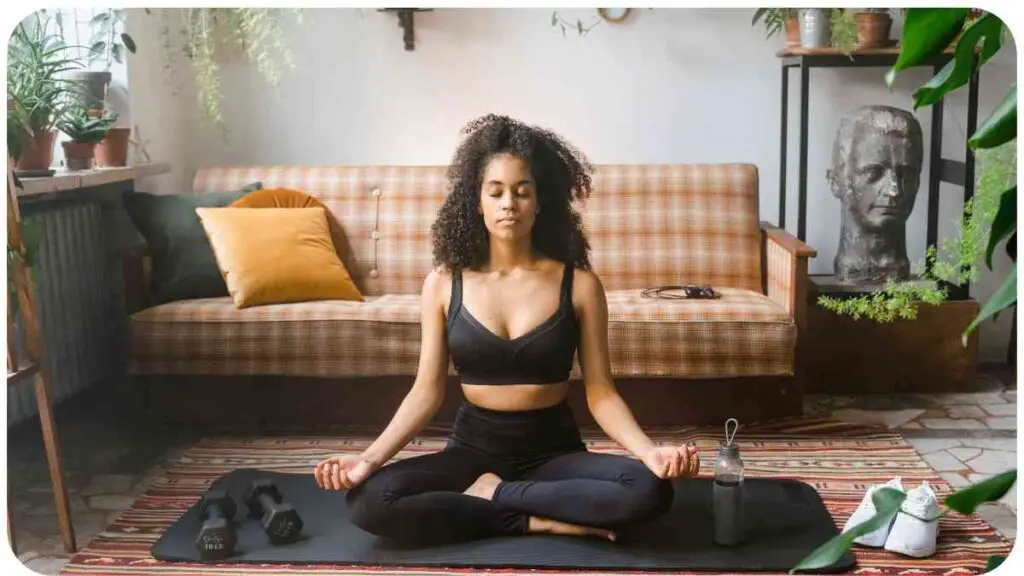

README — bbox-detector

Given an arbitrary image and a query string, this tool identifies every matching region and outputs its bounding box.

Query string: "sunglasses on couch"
[640,285,721,300]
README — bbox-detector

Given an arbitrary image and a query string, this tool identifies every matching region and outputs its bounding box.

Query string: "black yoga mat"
[152,467,854,572]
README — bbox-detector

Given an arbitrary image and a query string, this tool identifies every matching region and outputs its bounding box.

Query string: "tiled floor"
[804,366,1018,538]
[7,366,1017,575]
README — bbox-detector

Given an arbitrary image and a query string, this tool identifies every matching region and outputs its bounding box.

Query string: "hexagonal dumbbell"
[243,478,303,544]
[196,489,237,560]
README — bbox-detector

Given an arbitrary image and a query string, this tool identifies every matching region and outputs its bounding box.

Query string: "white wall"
[125,7,1018,362]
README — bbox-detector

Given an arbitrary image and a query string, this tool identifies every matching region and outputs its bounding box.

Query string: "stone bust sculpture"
[827,105,924,285]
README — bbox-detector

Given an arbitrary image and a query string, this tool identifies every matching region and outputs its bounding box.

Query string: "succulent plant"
[58,107,118,143]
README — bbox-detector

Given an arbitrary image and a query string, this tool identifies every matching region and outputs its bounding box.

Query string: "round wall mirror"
[597,8,631,23]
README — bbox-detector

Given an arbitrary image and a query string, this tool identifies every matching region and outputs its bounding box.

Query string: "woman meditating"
[314,114,700,546]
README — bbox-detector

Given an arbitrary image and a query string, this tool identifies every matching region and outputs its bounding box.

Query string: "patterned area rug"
[59,418,1012,575]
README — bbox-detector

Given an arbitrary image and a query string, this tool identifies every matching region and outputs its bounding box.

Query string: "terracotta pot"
[855,12,893,49]
[95,127,130,167]
[15,129,57,171]
[61,141,98,171]
[785,17,800,47]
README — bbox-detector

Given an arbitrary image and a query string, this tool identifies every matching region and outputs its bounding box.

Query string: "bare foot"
[528,516,616,542]
[463,472,502,501]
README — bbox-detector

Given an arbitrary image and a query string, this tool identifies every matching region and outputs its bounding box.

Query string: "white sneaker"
[884,481,941,558]
[842,477,905,547]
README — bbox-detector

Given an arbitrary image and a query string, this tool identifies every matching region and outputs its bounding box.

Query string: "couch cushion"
[583,164,763,293]
[192,166,449,298]
[129,294,425,377]
[602,288,795,378]
[190,164,764,297]
[123,183,263,305]
[129,288,794,378]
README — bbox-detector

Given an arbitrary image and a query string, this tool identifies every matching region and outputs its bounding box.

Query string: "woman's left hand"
[642,445,701,479]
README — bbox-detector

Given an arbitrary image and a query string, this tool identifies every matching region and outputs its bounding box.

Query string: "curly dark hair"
[431,114,594,272]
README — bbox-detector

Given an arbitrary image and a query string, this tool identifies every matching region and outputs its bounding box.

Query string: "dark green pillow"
[123,182,263,305]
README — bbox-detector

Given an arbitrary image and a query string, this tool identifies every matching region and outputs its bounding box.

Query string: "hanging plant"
[551,10,602,37]
[829,9,859,54]
[85,9,137,70]
[154,8,302,129]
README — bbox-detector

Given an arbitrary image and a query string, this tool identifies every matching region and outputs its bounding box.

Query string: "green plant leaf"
[963,264,1016,344]
[791,488,906,573]
[19,220,44,269]
[89,41,106,60]
[89,28,107,47]
[945,469,1017,514]
[112,43,123,64]
[92,11,113,36]
[987,555,1006,571]
[913,14,1006,108]
[986,187,1016,269]
[969,86,1016,150]
[121,33,137,54]
[887,8,970,87]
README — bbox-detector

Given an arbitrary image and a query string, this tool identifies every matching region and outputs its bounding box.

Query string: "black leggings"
[346,400,674,546]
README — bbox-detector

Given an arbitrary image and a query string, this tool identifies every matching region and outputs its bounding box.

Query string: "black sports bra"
[446,264,579,385]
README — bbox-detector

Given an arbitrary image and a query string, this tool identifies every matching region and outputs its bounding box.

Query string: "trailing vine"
[830,9,858,54]
[817,141,1017,321]
[551,10,602,37]
[155,8,301,130]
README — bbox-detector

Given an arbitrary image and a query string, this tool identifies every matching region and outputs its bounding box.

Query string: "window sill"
[16,163,171,198]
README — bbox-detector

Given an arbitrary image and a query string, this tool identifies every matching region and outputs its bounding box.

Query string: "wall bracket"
[378,8,433,51]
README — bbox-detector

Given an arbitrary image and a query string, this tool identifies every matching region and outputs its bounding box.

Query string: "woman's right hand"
[314,455,376,490]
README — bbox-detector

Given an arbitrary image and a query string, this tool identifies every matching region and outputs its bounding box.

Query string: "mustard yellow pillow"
[231,187,322,209]
[195,207,363,308]
[230,187,357,276]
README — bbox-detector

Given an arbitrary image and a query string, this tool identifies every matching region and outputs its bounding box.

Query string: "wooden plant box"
[805,277,980,394]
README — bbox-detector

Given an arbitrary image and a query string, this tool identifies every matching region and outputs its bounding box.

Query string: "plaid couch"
[126,164,815,384]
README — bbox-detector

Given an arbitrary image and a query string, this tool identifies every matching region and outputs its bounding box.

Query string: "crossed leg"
[346,446,527,546]
[489,450,675,531]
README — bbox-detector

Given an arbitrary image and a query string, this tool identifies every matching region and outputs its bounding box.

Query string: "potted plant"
[6,12,84,175]
[854,9,895,48]
[793,8,834,49]
[57,8,137,111]
[57,107,117,171]
[789,8,856,53]
[54,8,137,166]
[752,8,800,47]
[94,124,131,166]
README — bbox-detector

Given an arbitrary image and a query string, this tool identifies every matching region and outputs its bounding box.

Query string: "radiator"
[8,201,109,426]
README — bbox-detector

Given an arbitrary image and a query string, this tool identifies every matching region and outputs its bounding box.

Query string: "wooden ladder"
[7,156,77,555]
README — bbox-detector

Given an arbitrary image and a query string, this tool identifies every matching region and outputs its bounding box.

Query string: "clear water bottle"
[713,418,745,546]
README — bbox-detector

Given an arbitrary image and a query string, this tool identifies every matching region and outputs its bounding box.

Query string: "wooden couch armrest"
[760,221,817,258]
[759,221,817,330]
[123,244,151,315]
